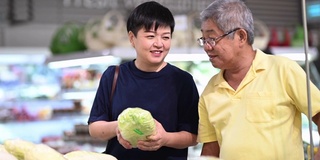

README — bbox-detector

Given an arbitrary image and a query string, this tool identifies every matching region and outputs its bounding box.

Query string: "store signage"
[62,0,211,12]
[306,1,320,23]
[63,0,119,9]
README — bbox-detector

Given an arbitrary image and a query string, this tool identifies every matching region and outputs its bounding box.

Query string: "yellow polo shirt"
[198,49,320,160]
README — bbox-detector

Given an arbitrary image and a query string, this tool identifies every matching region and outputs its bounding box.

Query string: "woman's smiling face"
[129,25,172,66]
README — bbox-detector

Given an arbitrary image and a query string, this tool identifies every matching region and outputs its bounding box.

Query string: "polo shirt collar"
[215,49,268,87]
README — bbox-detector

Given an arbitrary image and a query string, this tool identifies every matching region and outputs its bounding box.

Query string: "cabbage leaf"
[117,107,156,147]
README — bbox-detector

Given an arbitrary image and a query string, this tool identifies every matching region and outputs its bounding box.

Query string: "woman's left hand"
[136,119,168,151]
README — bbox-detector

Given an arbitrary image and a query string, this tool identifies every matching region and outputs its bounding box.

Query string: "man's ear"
[238,29,247,42]
[236,29,248,47]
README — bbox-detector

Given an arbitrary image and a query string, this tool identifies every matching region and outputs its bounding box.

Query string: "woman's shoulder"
[100,64,123,81]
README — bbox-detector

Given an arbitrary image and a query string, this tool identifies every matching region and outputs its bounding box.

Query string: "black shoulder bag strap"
[109,65,119,120]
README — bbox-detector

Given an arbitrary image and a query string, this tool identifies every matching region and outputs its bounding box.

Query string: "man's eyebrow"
[200,29,215,34]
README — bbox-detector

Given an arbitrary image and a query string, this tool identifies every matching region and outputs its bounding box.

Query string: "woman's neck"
[134,60,167,72]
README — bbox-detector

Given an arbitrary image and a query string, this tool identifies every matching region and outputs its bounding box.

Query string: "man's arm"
[312,112,320,160]
[201,141,220,157]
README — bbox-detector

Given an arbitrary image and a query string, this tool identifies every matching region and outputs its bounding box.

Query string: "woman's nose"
[153,38,163,47]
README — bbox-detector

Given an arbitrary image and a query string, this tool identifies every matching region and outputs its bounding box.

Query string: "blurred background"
[0,0,319,158]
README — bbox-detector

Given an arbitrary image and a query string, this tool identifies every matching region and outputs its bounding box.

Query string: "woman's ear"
[128,31,135,48]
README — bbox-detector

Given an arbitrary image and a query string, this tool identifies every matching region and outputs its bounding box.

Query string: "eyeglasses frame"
[197,28,241,47]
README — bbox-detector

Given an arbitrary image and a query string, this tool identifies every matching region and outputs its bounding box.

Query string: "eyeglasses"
[197,28,240,47]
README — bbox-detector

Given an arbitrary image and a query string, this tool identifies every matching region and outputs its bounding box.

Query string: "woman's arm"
[136,120,197,151]
[88,121,118,141]
[163,131,197,149]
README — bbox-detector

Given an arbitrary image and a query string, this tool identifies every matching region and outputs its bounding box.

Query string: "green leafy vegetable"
[4,139,35,160]
[117,107,156,147]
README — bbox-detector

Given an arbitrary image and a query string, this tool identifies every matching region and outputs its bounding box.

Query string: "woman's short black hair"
[126,1,175,36]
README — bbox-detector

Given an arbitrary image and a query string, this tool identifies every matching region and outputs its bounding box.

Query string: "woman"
[88,1,199,160]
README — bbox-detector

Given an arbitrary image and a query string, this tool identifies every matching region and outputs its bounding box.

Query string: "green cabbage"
[4,139,35,160]
[117,107,156,147]
[24,144,66,160]
[64,150,117,160]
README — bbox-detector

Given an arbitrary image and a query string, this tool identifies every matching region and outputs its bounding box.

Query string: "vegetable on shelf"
[64,150,117,160]
[1,139,118,160]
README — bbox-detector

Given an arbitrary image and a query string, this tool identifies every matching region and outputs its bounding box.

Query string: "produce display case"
[1,46,319,157]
